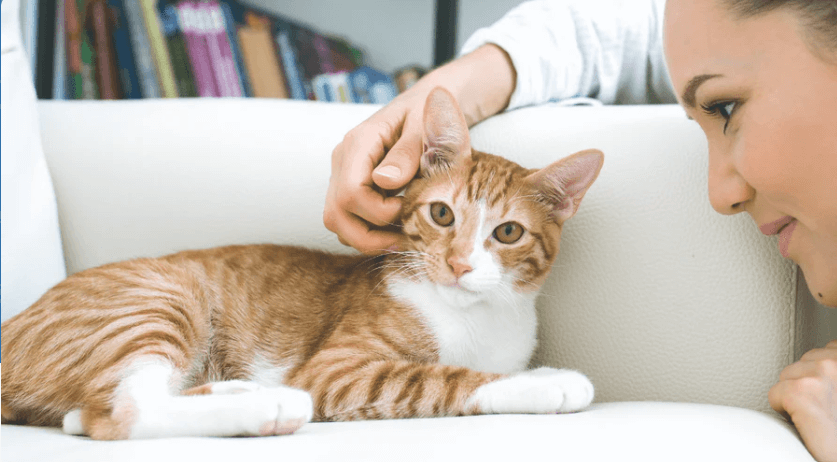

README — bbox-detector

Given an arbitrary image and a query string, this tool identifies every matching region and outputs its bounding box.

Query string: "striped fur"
[1,87,603,439]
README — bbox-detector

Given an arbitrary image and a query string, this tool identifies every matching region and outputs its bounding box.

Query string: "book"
[393,65,426,93]
[311,74,331,102]
[123,0,161,97]
[292,26,321,99]
[65,0,84,98]
[349,66,396,105]
[107,0,142,98]
[236,25,287,98]
[139,0,178,97]
[79,32,100,99]
[328,72,355,103]
[219,0,252,97]
[87,0,122,99]
[273,21,306,100]
[178,1,218,97]
[36,0,58,98]
[53,0,68,99]
[325,36,359,73]
[204,1,242,97]
[159,3,198,97]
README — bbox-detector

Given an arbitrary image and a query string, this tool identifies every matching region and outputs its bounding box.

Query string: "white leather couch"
[0,97,827,461]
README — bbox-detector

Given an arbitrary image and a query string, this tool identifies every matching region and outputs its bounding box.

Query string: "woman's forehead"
[663,0,801,101]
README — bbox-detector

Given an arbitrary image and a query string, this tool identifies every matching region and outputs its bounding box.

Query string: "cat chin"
[433,283,487,306]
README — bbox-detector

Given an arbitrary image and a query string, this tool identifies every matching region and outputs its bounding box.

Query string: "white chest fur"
[387,279,538,375]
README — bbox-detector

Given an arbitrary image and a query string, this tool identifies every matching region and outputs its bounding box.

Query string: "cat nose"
[447,257,473,278]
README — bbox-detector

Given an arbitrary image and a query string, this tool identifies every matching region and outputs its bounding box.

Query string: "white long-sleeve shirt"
[459,0,676,110]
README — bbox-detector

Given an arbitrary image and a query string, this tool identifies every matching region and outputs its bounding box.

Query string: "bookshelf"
[31,0,467,103]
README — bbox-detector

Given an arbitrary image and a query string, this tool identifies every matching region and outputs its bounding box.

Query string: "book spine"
[160,4,198,97]
[36,0,58,98]
[327,72,354,103]
[66,0,84,98]
[312,33,334,74]
[206,1,242,97]
[53,0,68,99]
[107,0,142,98]
[195,2,228,96]
[274,27,306,100]
[123,0,161,97]
[326,36,358,73]
[139,0,178,97]
[220,1,252,97]
[236,25,287,98]
[88,0,122,99]
[311,74,331,102]
[178,1,218,97]
[79,32,100,99]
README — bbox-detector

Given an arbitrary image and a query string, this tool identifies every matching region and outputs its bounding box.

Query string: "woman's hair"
[723,1,837,56]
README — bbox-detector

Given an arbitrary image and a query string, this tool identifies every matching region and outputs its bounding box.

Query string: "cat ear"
[526,149,604,224]
[420,87,471,176]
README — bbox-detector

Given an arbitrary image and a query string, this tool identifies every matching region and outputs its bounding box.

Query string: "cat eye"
[430,202,455,227]
[493,222,524,244]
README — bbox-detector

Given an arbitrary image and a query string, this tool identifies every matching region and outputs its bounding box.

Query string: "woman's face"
[664,0,837,306]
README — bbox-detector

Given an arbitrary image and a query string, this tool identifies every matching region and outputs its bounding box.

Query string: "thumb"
[373,127,422,191]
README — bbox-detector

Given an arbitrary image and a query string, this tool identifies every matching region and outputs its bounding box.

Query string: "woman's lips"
[777,219,797,258]
[759,216,795,236]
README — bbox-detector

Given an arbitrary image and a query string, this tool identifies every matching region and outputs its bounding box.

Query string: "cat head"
[396,87,604,298]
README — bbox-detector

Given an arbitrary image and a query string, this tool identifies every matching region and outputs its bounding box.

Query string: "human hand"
[769,340,837,462]
[323,45,517,254]
[323,85,432,253]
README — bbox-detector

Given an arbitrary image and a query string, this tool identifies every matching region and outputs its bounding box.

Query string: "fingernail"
[375,165,401,179]
[387,245,400,252]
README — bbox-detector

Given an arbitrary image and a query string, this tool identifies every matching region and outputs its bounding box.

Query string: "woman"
[323,1,837,460]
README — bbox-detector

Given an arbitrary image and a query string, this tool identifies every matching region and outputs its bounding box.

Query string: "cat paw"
[63,409,84,435]
[210,380,265,395]
[467,367,594,414]
[237,386,314,436]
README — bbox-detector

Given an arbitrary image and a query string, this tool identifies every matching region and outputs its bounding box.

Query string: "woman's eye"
[493,222,524,244]
[700,100,738,134]
[719,101,736,119]
[430,202,454,226]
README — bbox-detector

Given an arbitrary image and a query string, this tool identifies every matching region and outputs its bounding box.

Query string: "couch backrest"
[38,100,820,413]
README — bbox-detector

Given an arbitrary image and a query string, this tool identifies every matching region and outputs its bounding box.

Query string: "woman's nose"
[707,147,754,215]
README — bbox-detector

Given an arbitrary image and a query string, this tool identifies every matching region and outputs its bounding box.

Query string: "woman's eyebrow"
[681,74,723,108]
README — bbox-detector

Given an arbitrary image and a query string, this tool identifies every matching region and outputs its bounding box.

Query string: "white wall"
[242,0,523,73]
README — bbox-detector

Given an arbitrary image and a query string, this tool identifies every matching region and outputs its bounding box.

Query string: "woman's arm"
[324,0,673,253]
[460,0,674,109]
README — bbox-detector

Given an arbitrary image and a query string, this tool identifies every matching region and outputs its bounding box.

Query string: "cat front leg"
[288,356,504,421]
[290,357,593,421]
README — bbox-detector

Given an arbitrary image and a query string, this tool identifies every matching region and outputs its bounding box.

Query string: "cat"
[1,87,604,440]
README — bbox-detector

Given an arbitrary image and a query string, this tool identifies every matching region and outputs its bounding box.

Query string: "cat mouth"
[450,282,479,294]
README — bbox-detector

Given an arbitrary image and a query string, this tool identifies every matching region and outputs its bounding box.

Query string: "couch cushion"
[36,100,816,413]
[0,402,813,461]
[1,0,67,327]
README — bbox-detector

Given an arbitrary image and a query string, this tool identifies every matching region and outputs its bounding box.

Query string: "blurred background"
[20,0,524,102]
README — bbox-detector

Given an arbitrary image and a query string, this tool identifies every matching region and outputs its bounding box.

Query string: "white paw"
[236,386,314,436]
[467,367,594,414]
[62,409,84,435]
[211,380,265,395]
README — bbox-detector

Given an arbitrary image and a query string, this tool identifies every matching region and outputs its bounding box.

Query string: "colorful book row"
[53,0,398,103]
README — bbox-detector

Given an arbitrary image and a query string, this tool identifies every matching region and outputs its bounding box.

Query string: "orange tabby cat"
[1,87,604,440]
